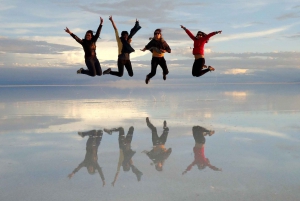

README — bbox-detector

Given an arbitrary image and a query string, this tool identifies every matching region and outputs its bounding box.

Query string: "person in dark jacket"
[180,25,221,77]
[68,130,106,187]
[143,117,172,171]
[141,29,171,84]
[102,16,141,77]
[64,17,103,77]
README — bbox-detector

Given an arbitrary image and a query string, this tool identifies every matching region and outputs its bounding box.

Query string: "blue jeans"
[82,57,102,77]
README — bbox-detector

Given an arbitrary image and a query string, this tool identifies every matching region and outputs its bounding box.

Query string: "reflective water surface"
[0,84,299,201]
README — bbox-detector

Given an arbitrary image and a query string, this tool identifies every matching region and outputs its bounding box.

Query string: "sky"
[0,0,300,85]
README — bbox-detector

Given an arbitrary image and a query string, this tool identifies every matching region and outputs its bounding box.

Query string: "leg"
[82,58,97,77]
[145,57,159,84]
[125,126,134,144]
[158,124,169,145]
[117,127,126,149]
[158,57,169,80]
[109,59,125,77]
[192,58,210,77]
[124,60,134,77]
[94,58,102,76]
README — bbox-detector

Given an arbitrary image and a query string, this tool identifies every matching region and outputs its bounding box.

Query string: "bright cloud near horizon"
[0,0,299,79]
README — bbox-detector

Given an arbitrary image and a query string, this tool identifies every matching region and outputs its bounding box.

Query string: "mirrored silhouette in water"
[68,130,105,186]
[182,126,221,175]
[104,126,143,186]
[143,117,172,171]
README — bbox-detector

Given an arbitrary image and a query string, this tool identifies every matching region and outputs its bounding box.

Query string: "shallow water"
[0,84,299,201]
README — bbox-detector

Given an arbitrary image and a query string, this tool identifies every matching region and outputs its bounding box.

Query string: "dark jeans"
[82,57,102,77]
[110,59,133,77]
[147,57,169,79]
[192,58,210,77]
[192,126,206,144]
[146,119,169,146]
[117,127,134,150]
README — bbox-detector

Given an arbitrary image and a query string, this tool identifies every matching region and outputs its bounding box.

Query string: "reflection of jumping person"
[68,130,105,186]
[103,16,141,77]
[64,17,103,76]
[143,117,172,171]
[180,25,222,77]
[104,127,142,186]
[182,126,221,175]
[141,29,171,84]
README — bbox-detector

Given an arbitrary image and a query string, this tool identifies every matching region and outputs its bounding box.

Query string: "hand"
[140,48,146,52]
[217,30,222,34]
[136,18,139,22]
[160,49,166,53]
[109,15,113,21]
[100,17,103,25]
[180,25,186,29]
[68,173,74,179]
[64,27,71,34]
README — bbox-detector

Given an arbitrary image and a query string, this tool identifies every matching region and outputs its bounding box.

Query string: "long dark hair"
[196,31,209,43]
[85,30,94,39]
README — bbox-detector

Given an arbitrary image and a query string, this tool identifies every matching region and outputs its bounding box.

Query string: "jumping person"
[64,17,103,77]
[142,117,172,171]
[102,16,141,77]
[182,126,221,175]
[68,130,106,186]
[103,126,143,186]
[141,29,171,84]
[180,25,221,77]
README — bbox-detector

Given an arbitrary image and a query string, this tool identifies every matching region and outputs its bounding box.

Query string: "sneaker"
[78,132,84,137]
[77,68,83,74]
[103,68,111,75]
[145,75,150,84]
[163,73,166,80]
[208,66,215,71]
[103,129,112,135]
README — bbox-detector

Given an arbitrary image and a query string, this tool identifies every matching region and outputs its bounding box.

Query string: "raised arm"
[128,18,141,40]
[180,25,195,41]
[93,17,103,42]
[65,27,82,44]
[205,30,222,40]
[109,15,117,30]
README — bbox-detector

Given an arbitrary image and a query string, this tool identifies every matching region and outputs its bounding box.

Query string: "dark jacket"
[71,24,102,59]
[145,38,171,54]
[120,21,142,55]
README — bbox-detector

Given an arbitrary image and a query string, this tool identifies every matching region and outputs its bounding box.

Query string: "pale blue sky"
[0,0,299,84]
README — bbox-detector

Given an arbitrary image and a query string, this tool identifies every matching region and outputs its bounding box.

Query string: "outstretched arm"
[205,30,222,39]
[67,161,85,179]
[180,25,195,41]
[65,27,82,44]
[93,17,103,41]
[109,15,117,30]
[207,158,222,171]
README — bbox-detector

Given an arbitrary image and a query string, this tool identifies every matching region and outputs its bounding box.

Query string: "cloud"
[0,38,79,54]
[230,22,264,29]
[276,12,300,20]
[223,69,250,75]
[213,26,290,42]
[0,5,14,11]
[285,33,300,39]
